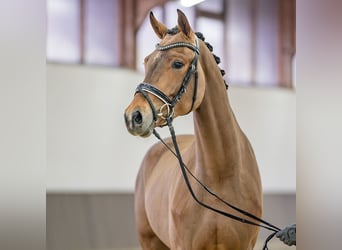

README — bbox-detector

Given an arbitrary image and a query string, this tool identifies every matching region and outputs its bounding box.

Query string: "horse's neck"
[194,45,243,182]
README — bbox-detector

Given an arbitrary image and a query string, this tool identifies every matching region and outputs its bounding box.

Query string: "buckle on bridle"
[158,103,174,120]
[136,37,199,124]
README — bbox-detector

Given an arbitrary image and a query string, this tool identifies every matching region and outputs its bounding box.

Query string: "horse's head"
[124,9,205,137]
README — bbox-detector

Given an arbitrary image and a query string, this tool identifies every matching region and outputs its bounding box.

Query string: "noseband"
[135,36,200,125]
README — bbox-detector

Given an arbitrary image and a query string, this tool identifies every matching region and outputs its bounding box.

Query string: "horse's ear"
[177,9,192,37]
[149,11,168,39]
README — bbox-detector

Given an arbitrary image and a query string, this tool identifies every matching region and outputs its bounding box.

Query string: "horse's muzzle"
[124,107,154,137]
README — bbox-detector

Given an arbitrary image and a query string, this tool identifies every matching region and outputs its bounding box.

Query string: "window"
[46,0,295,87]
[47,0,81,63]
[136,0,295,87]
[47,0,119,66]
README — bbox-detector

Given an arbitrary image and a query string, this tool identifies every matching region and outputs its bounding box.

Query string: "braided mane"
[167,27,228,89]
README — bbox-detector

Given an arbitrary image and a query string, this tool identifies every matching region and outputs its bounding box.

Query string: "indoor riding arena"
[46,0,295,249]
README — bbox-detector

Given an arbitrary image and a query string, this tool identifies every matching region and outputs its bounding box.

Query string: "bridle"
[134,35,283,250]
[135,36,200,125]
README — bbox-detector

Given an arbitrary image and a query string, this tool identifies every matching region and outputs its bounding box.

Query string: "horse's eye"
[172,61,184,69]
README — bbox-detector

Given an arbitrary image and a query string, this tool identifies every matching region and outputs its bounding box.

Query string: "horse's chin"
[139,126,153,138]
[135,121,155,138]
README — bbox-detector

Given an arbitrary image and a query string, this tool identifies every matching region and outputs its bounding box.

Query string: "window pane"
[197,0,223,14]
[84,0,119,66]
[197,17,226,70]
[47,0,80,63]
[255,0,279,86]
[136,7,162,73]
[227,0,253,86]
[165,1,195,27]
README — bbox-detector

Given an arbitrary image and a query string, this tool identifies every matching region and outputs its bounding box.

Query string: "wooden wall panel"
[47,193,139,250]
[47,193,295,250]
[278,0,296,87]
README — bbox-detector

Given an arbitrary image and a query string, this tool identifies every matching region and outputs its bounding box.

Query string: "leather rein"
[134,35,280,250]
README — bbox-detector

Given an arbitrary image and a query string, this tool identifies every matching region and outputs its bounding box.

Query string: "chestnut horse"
[124,10,262,250]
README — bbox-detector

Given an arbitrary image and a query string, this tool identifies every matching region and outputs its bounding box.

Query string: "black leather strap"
[135,37,200,123]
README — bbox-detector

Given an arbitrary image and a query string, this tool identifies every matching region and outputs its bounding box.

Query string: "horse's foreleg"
[139,233,169,250]
[135,167,169,250]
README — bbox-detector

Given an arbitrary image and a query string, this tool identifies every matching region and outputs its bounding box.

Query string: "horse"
[124,9,262,250]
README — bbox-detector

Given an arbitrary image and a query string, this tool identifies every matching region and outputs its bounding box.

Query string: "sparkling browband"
[156,41,199,54]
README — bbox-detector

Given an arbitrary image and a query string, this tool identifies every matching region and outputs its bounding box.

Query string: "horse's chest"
[170,206,248,249]
[169,196,218,242]
[169,205,239,249]
[167,184,247,249]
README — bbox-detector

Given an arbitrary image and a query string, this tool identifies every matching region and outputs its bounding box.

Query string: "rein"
[136,35,281,249]
[153,119,280,250]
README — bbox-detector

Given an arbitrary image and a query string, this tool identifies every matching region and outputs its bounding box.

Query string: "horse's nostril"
[132,110,143,125]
